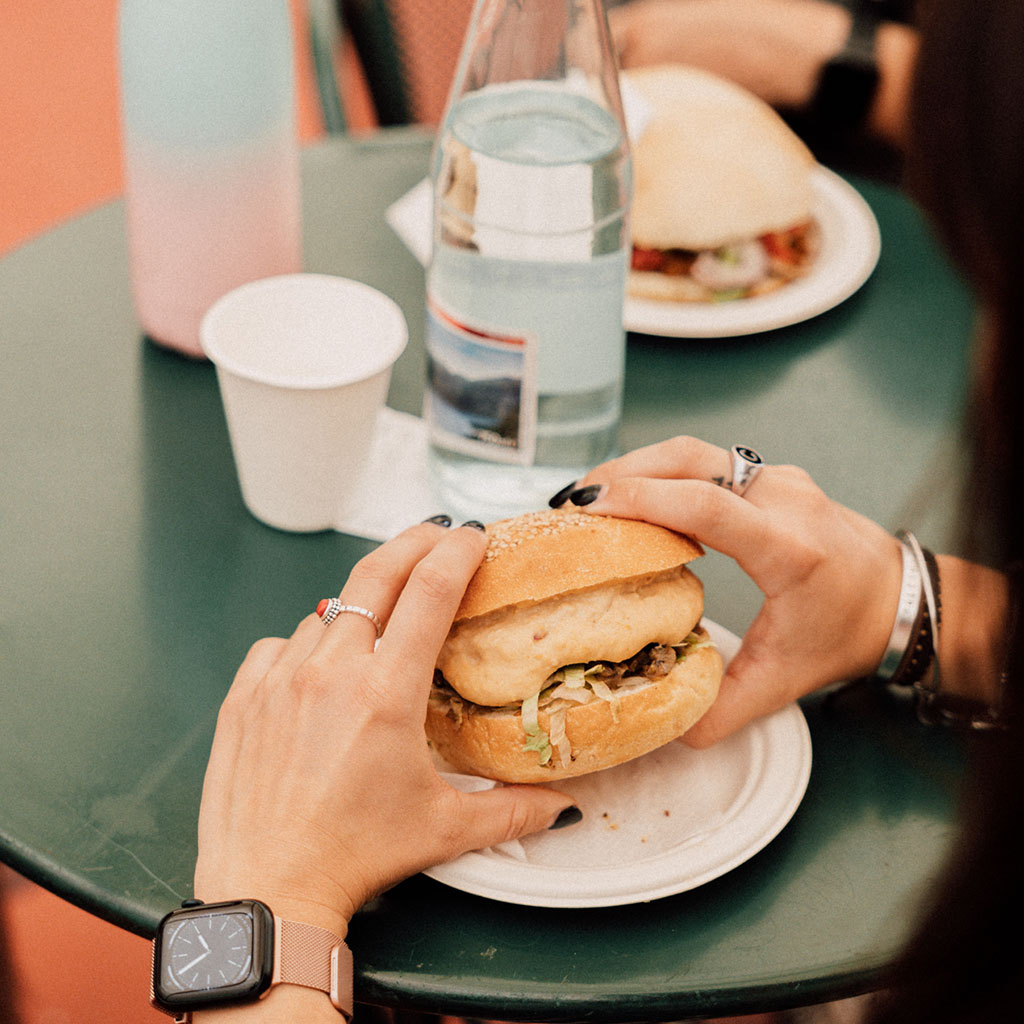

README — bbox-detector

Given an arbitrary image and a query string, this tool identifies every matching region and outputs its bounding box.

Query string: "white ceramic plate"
[625,167,881,338]
[423,621,812,908]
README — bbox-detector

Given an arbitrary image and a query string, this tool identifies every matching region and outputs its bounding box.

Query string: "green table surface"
[1,130,976,1019]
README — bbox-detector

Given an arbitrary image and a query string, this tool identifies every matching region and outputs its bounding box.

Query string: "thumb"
[682,646,794,749]
[450,785,580,854]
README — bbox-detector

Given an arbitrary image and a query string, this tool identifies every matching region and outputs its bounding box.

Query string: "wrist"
[805,2,880,137]
[192,984,343,1023]
[191,887,353,945]
[849,531,906,680]
[194,854,358,941]
[853,531,933,687]
[932,556,1009,707]
[857,542,1011,727]
[738,2,850,110]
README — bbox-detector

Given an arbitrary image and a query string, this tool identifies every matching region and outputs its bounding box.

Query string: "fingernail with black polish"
[547,480,578,508]
[460,520,486,531]
[423,514,453,527]
[569,485,602,507]
[549,806,583,830]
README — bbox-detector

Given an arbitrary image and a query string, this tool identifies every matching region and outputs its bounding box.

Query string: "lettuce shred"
[517,631,717,766]
[520,691,552,765]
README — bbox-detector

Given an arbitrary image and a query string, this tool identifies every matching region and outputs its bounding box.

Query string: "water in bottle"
[425,0,631,519]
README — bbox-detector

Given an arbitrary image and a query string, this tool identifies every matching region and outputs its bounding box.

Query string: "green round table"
[0,130,975,1019]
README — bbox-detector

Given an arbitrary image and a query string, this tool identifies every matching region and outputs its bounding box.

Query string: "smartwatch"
[809,1,882,133]
[151,899,353,1022]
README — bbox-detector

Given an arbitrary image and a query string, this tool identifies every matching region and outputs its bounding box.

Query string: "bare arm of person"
[183,521,577,1021]
[610,0,919,147]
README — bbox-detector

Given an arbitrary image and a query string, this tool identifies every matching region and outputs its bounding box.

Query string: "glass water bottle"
[425,0,632,519]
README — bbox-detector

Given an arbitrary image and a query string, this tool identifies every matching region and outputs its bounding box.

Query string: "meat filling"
[431,639,689,721]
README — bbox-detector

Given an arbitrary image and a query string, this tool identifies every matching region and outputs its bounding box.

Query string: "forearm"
[765,5,919,148]
[932,556,1011,707]
[612,0,920,149]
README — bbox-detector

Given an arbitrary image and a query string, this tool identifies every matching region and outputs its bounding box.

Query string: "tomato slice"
[760,223,811,264]
[631,247,664,272]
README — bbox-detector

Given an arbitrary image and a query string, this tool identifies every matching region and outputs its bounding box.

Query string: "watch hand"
[179,950,211,974]
[197,932,210,952]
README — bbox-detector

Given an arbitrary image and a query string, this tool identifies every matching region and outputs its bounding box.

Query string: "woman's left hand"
[193,521,577,940]
[554,437,902,748]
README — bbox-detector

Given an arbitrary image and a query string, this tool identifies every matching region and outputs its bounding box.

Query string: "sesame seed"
[482,510,595,561]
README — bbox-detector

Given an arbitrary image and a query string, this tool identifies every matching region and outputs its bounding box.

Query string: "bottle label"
[424,298,538,465]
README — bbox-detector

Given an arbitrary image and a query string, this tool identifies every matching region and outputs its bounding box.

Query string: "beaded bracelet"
[894,531,1008,730]
[852,531,1013,729]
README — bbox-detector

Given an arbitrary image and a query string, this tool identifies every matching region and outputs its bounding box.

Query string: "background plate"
[625,167,881,338]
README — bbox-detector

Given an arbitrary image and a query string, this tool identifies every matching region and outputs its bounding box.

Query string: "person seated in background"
[162,1,1022,1021]
[608,0,920,179]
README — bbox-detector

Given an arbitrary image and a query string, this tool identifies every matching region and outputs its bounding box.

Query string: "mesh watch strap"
[274,918,353,1019]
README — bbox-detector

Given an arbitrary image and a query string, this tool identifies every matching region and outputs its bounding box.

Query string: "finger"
[314,520,454,654]
[683,653,792,749]
[209,634,293,766]
[581,435,731,488]
[224,635,289,701]
[566,474,793,579]
[439,785,579,859]
[376,524,488,681]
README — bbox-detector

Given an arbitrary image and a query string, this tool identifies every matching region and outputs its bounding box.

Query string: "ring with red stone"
[315,598,383,638]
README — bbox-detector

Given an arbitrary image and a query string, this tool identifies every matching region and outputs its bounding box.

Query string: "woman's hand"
[193,521,577,940]
[609,0,849,111]
[609,0,916,146]
[553,437,902,747]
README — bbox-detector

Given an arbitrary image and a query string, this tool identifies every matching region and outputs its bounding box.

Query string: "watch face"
[153,900,274,1011]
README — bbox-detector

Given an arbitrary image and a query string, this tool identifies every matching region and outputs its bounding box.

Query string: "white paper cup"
[201,274,408,532]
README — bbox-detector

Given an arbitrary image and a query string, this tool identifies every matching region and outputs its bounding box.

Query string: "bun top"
[455,509,703,621]
[624,64,815,250]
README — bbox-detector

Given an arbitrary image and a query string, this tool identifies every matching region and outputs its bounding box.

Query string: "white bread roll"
[427,510,722,782]
[625,64,815,251]
[427,628,723,783]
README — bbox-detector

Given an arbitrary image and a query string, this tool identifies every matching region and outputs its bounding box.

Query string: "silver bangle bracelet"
[899,530,941,669]
[875,536,924,682]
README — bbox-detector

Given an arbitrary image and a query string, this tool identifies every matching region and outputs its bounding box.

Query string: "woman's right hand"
[552,436,902,746]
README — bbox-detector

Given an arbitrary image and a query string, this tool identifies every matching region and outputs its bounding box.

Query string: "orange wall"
[0,0,331,256]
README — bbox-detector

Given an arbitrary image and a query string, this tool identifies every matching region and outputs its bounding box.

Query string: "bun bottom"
[425,640,723,783]
[628,268,798,304]
[628,269,713,303]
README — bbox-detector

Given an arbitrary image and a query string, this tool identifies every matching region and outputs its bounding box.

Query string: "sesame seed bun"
[426,510,721,782]
[455,509,703,622]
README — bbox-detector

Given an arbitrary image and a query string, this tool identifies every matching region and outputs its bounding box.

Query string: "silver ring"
[319,598,384,638]
[729,445,765,498]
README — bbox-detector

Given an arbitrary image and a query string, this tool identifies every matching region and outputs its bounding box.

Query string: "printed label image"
[424,301,538,465]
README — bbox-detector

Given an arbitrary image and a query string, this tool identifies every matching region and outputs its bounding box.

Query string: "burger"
[425,509,723,782]
[624,64,819,303]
